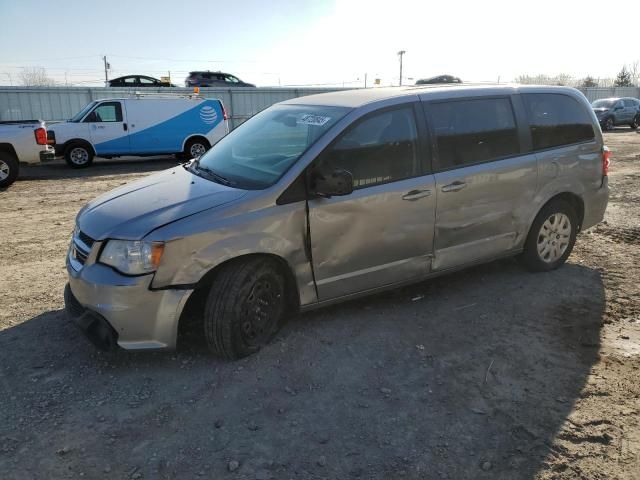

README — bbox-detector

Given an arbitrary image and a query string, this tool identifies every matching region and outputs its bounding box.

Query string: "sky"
[0,0,638,87]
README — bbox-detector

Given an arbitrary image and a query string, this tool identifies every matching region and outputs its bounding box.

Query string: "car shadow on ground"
[0,259,604,479]
[17,156,181,181]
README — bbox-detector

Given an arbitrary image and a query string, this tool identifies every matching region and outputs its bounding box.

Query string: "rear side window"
[429,97,520,170]
[316,106,419,189]
[522,94,594,151]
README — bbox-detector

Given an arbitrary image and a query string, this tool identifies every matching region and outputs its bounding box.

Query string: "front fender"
[149,202,317,305]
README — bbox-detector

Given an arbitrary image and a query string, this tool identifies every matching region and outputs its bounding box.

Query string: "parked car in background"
[415,75,462,85]
[591,97,640,130]
[64,84,609,360]
[0,120,54,188]
[185,71,255,88]
[108,75,175,88]
[48,94,228,168]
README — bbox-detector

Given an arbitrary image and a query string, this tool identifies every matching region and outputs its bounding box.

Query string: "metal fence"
[1,85,639,127]
[580,86,640,102]
[0,86,347,129]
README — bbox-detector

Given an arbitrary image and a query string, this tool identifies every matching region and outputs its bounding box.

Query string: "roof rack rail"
[131,91,204,99]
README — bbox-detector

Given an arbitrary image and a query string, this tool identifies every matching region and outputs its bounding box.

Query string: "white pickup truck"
[0,120,55,188]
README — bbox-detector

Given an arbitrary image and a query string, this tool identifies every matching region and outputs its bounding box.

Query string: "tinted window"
[139,77,155,84]
[85,102,122,123]
[522,94,594,150]
[429,97,519,170]
[315,106,419,189]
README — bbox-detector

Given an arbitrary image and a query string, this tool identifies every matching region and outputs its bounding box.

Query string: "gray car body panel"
[68,84,609,350]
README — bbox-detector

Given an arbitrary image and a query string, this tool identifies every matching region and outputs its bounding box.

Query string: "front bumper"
[65,250,193,351]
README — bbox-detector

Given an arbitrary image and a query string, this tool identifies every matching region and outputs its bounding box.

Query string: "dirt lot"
[1,132,639,480]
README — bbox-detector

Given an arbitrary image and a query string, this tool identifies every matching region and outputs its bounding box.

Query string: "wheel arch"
[63,138,96,156]
[0,143,18,159]
[526,192,585,241]
[181,134,211,153]
[176,253,300,342]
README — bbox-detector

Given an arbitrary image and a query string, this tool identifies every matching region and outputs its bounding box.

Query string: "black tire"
[630,115,639,130]
[0,152,19,188]
[183,137,210,160]
[203,257,286,359]
[64,143,94,168]
[520,199,578,272]
[603,117,615,131]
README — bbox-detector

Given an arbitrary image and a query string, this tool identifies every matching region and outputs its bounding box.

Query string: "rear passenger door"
[423,96,538,271]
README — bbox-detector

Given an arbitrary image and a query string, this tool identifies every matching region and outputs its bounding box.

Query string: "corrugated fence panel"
[579,87,640,102]
[0,87,348,127]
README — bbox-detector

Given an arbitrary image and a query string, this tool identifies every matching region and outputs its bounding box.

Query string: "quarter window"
[522,94,594,150]
[429,97,520,170]
[85,102,123,123]
[315,106,419,189]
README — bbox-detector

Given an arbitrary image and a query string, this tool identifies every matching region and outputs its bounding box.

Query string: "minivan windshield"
[70,101,97,122]
[592,99,615,109]
[194,104,350,189]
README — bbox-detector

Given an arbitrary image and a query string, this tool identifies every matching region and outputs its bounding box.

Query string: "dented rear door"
[424,95,538,271]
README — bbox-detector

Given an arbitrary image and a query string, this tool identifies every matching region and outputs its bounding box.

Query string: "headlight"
[100,240,164,275]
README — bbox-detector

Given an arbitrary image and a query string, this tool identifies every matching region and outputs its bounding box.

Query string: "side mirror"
[311,168,354,198]
[84,111,97,122]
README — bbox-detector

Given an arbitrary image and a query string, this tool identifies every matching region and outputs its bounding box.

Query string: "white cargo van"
[49,94,229,168]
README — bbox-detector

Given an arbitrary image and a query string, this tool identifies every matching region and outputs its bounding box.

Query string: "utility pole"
[103,56,110,85]
[397,50,406,86]
[364,73,368,88]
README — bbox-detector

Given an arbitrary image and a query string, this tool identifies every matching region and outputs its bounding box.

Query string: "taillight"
[221,102,228,121]
[34,127,47,145]
[602,147,611,176]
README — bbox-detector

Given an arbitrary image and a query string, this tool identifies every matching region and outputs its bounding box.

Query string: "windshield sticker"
[297,114,331,126]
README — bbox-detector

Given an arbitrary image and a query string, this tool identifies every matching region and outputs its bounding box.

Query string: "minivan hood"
[593,107,610,113]
[77,166,247,240]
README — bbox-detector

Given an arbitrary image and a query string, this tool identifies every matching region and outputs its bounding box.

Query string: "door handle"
[123,123,128,131]
[402,189,432,201]
[441,181,466,193]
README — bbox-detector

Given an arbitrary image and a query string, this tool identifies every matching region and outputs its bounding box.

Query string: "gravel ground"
[0,132,638,479]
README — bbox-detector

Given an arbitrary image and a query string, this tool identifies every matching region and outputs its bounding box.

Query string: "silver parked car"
[65,85,610,359]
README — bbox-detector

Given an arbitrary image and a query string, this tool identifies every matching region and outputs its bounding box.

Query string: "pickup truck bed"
[0,120,55,188]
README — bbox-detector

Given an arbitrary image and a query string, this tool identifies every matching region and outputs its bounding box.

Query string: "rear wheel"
[65,143,94,168]
[184,137,210,159]
[520,199,578,272]
[630,115,639,130]
[203,258,286,359]
[0,152,19,188]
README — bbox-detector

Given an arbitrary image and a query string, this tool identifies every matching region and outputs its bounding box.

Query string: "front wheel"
[65,144,94,168]
[520,199,578,272]
[203,258,286,359]
[0,152,19,188]
[630,116,639,130]
[603,117,614,131]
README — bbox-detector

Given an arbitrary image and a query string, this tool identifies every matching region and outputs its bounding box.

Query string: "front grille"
[71,230,95,267]
[78,231,95,249]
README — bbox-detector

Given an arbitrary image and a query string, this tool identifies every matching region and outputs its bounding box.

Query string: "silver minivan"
[65,85,610,359]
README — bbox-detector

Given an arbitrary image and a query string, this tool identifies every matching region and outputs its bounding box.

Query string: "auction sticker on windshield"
[297,114,331,126]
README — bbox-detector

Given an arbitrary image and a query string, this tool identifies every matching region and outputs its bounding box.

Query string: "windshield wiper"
[191,159,236,187]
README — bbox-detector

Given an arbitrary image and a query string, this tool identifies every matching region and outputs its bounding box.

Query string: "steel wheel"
[0,159,9,181]
[69,147,89,166]
[239,276,283,348]
[189,142,207,158]
[537,213,572,263]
